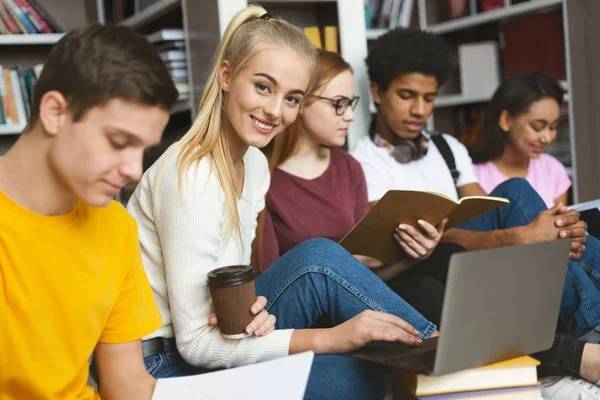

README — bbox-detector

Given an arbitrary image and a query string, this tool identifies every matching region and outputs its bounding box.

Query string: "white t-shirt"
[351,132,478,202]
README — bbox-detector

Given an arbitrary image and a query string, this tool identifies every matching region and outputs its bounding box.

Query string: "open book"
[569,198,600,238]
[338,190,509,265]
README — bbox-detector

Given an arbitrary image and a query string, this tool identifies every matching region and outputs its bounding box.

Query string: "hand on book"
[320,310,423,353]
[394,218,447,262]
[208,296,276,337]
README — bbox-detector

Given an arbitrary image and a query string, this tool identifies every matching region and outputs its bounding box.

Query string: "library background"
[0,0,598,204]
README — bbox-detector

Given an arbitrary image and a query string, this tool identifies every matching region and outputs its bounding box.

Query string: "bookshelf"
[362,0,600,203]
[0,0,99,155]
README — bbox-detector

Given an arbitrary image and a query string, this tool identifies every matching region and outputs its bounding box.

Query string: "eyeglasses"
[309,95,360,116]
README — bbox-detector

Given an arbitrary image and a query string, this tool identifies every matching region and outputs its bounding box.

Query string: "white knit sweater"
[127,144,294,369]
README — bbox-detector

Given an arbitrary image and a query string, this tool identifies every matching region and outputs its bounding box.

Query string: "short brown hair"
[29,23,178,128]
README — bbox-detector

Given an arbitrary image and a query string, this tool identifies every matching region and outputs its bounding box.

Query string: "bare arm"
[556,191,569,207]
[289,310,425,355]
[94,340,155,400]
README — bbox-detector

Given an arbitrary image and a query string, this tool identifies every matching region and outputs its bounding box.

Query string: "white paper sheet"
[151,351,314,400]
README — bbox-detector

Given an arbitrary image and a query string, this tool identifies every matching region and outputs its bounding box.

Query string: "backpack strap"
[430,133,460,186]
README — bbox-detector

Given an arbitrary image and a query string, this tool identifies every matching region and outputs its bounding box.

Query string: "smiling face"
[45,96,169,207]
[372,72,438,141]
[219,48,312,150]
[299,70,356,148]
[500,97,560,159]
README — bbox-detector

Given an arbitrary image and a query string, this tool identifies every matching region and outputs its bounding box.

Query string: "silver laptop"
[354,239,570,376]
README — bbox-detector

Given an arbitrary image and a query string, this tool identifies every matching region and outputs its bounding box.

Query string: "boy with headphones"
[351,27,600,397]
[352,27,587,262]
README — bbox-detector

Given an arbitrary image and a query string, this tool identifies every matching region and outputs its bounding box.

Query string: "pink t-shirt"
[473,154,571,208]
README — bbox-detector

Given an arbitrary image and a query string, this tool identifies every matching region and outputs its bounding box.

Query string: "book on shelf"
[479,0,504,12]
[458,41,500,98]
[147,28,185,44]
[338,190,508,265]
[165,60,187,70]
[0,0,61,34]
[154,40,185,52]
[0,64,40,129]
[303,27,322,49]
[160,50,186,62]
[323,26,338,53]
[502,10,566,81]
[365,0,414,30]
[394,355,541,398]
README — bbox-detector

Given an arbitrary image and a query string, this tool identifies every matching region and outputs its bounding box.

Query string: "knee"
[496,178,533,194]
[292,237,349,258]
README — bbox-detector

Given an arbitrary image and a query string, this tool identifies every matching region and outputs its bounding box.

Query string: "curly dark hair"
[469,73,565,164]
[366,27,451,91]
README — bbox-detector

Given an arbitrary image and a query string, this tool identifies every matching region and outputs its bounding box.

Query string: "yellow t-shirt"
[0,191,163,400]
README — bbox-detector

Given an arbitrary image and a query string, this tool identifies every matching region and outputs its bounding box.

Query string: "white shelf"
[0,123,25,135]
[366,29,387,40]
[0,33,64,45]
[426,0,563,34]
[122,0,180,30]
[434,93,490,108]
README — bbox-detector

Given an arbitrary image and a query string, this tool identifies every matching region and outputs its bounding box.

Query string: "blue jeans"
[457,178,600,338]
[145,238,435,399]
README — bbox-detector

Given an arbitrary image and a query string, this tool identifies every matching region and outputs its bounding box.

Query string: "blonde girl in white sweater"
[127,6,436,399]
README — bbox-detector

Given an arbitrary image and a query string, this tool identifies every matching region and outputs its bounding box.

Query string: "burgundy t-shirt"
[261,149,369,270]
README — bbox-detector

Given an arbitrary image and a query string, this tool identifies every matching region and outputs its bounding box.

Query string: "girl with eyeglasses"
[255,49,448,326]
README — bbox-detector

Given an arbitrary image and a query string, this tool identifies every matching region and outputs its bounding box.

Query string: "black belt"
[142,337,176,358]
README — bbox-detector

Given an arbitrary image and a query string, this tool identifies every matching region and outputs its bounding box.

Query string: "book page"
[446,197,509,229]
[151,352,314,400]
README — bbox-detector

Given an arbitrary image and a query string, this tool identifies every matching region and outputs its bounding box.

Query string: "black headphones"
[390,134,429,164]
[372,132,430,164]
[369,119,430,163]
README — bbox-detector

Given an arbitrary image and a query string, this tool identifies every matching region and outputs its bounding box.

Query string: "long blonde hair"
[158,6,317,244]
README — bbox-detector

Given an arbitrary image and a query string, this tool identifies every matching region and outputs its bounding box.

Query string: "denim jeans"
[144,238,435,399]
[457,178,600,338]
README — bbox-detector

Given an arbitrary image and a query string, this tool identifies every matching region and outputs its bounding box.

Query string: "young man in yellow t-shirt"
[0,24,179,399]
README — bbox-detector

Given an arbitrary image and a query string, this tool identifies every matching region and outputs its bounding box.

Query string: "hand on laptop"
[319,310,423,353]
[208,296,276,337]
[394,218,447,262]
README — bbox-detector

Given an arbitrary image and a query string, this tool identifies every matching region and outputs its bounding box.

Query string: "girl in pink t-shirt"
[470,73,571,208]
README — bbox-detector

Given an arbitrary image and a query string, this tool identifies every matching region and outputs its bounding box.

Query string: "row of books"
[365,0,415,30]
[0,0,61,34]
[0,65,41,127]
[148,29,189,100]
[449,0,531,19]
[303,26,339,53]
[400,355,542,399]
